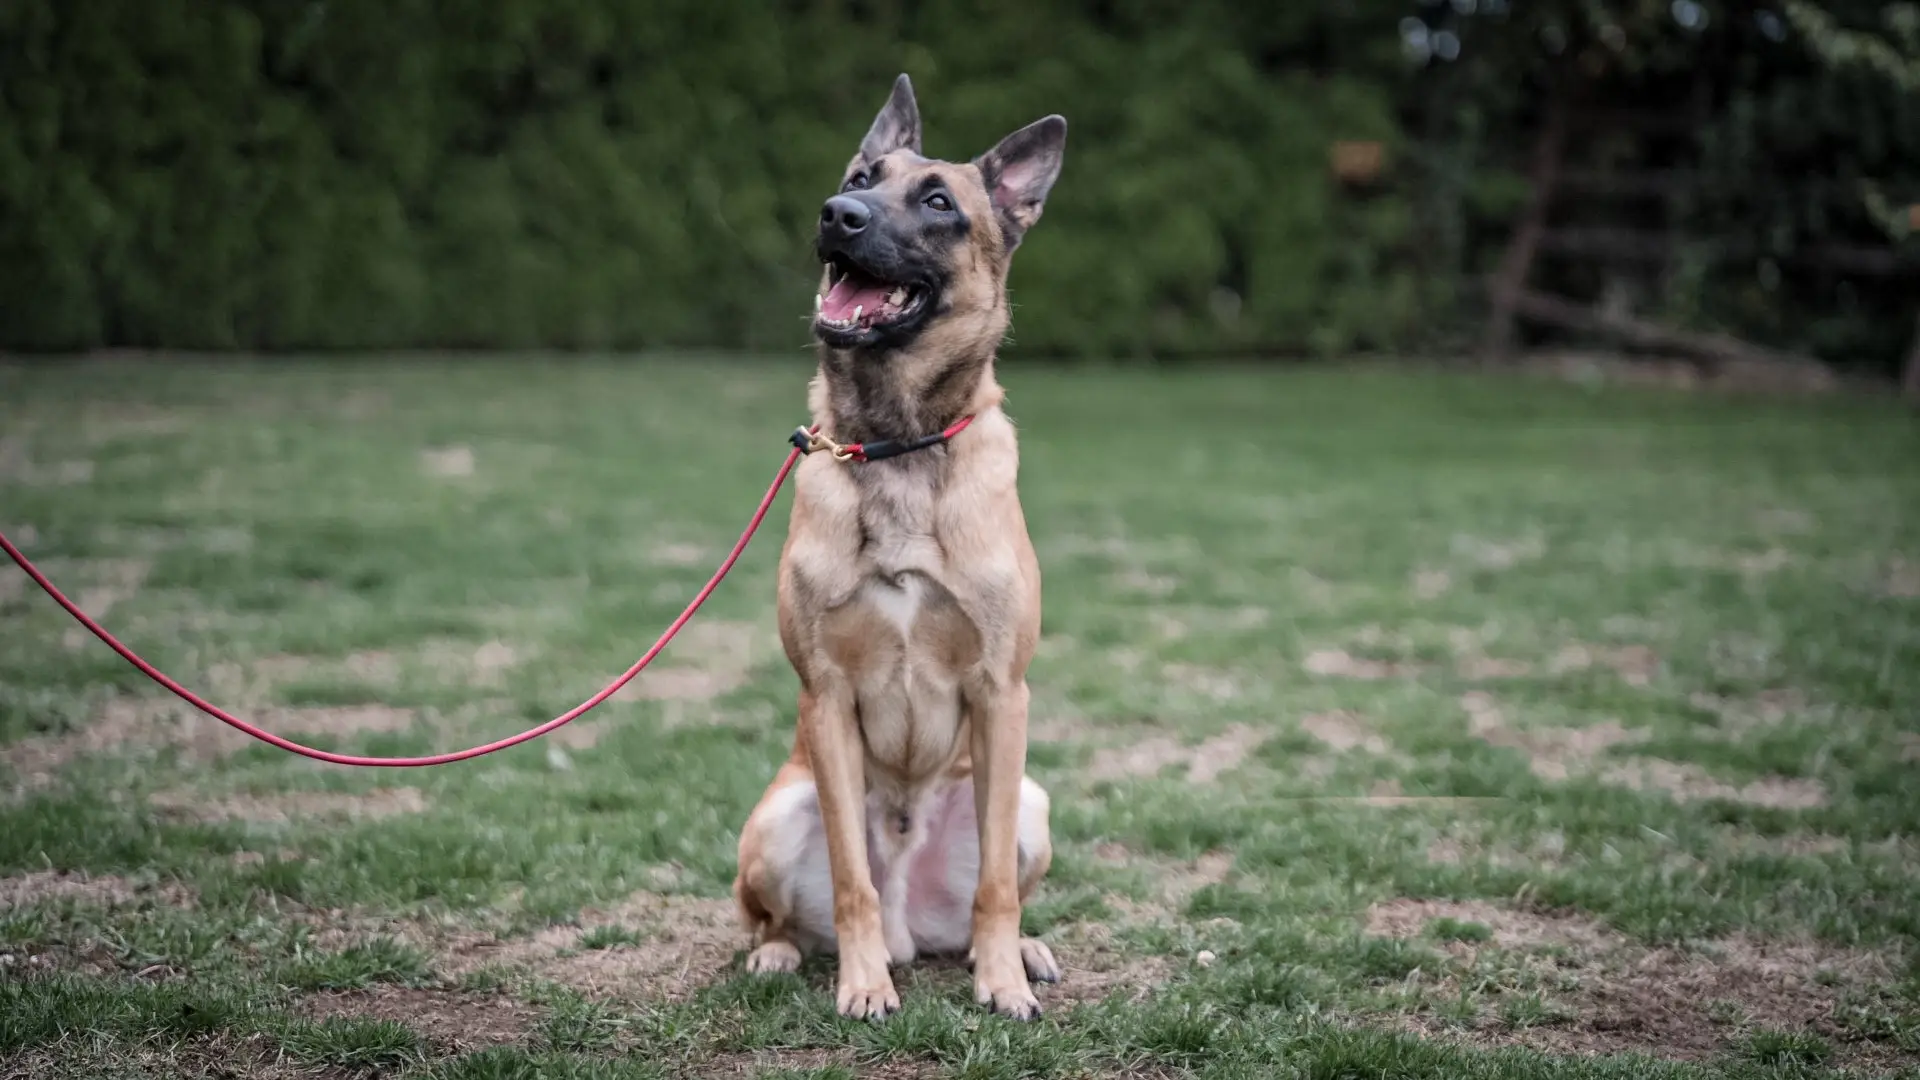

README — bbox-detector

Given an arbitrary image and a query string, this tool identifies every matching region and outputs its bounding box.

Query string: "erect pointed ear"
[973,115,1067,250]
[859,73,921,161]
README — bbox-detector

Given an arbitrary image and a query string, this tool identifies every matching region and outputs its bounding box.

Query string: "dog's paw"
[1019,937,1060,984]
[745,940,801,975]
[977,976,1043,1021]
[836,977,901,1020]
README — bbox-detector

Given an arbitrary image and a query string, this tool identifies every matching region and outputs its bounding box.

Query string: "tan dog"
[731,74,1067,1020]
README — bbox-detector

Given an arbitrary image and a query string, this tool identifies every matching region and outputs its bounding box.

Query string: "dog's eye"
[843,172,870,192]
[925,193,953,212]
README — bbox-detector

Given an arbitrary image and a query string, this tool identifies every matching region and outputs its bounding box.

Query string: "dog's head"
[812,74,1066,355]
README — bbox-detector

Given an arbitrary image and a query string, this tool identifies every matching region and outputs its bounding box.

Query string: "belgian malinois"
[732,74,1067,1019]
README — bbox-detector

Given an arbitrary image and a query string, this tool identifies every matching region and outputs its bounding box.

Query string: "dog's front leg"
[968,677,1041,1019]
[801,685,899,1019]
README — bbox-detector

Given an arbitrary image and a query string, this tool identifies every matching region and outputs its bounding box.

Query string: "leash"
[0,417,970,769]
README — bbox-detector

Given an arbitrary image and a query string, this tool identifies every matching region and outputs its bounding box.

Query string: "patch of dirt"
[0,438,96,488]
[1370,898,1904,1063]
[1687,689,1809,735]
[0,870,194,909]
[149,787,428,824]
[0,1032,319,1080]
[1715,830,1848,857]
[648,542,709,567]
[1302,649,1416,680]
[1089,724,1268,785]
[419,445,475,477]
[3,698,251,794]
[1094,845,1235,927]
[1365,898,1623,951]
[1452,532,1547,571]
[615,619,770,703]
[1461,692,1647,782]
[1457,656,1533,680]
[1599,760,1828,810]
[1042,920,1180,1007]
[1412,568,1452,600]
[4,696,416,796]
[51,557,152,649]
[1161,663,1238,702]
[278,705,415,736]
[1548,643,1661,686]
[438,891,741,1001]
[1461,692,1823,807]
[296,987,536,1050]
[1300,711,1388,754]
[1899,733,1920,763]
[1113,568,1179,598]
[1882,556,1920,599]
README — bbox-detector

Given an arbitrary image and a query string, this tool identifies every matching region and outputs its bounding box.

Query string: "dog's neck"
[810,345,1002,445]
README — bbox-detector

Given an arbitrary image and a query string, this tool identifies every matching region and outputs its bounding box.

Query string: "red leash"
[0,445,805,768]
[1,415,974,769]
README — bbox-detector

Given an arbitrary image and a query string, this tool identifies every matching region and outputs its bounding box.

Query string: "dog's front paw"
[1019,937,1061,984]
[976,974,1042,1020]
[835,939,900,1020]
[836,975,901,1020]
[746,940,801,975]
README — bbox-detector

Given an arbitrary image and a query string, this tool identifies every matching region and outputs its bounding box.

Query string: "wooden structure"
[1480,93,1919,393]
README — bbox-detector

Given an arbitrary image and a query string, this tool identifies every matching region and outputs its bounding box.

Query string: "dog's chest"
[862,573,927,639]
[844,464,980,779]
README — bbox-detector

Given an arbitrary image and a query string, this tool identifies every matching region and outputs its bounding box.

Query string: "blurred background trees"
[0,0,1912,380]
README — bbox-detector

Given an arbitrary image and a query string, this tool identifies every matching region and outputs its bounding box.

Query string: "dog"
[731,73,1067,1020]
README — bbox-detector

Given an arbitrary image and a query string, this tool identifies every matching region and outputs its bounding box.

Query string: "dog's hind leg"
[1014,777,1060,984]
[735,763,835,975]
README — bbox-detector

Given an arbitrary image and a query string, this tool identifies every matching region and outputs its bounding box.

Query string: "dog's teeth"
[888,288,906,306]
[814,295,822,314]
[853,305,863,323]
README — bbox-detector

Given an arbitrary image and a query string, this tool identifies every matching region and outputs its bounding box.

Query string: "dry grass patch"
[149,786,429,824]
[1881,556,1920,599]
[3,696,417,797]
[419,445,475,477]
[1461,692,1826,807]
[0,870,194,910]
[1599,760,1828,810]
[1368,898,1905,1063]
[1299,711,1388,754]
[437,891,742,1002]
[615,619,770,703]
[1548,643,1661,686]
[1302,649,1416,680]
[296,986,536,1051]
[1687,689,1811,734]
[1089,725,1268,784]
[3,698,255,794]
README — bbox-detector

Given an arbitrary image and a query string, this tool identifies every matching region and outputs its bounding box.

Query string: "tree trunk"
[1505,288,1814,372]
[1481,94,1568,361]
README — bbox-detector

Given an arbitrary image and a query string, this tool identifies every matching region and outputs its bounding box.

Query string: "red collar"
[790,415,974,464]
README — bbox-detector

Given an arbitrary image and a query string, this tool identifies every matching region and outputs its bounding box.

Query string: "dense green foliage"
[1409,0,1919,374]
[0,0,1414,356]
[3,2,1912,369]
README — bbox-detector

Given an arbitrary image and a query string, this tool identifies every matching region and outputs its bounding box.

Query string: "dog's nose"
[820,195,870,238]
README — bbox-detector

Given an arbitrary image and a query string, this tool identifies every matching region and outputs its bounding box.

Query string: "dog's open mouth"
[815,256,928,337]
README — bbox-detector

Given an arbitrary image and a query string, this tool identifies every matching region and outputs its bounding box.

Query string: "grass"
[1,354,1917,1079]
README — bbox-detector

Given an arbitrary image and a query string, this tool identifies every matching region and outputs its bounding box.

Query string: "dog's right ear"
[859,73,921,161]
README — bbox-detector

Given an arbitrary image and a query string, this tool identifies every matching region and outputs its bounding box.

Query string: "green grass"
[1,355,1917,1079]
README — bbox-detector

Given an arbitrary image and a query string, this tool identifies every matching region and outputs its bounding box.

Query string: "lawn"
[1,355,1917,1080]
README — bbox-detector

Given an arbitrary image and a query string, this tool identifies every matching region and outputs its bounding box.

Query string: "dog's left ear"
[860,73,921,161]
[974,115,1067,251]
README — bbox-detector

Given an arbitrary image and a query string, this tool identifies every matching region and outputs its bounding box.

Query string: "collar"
[790,414,974,464]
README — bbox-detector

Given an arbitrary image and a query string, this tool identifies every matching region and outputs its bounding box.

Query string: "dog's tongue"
[822,275,892,322]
